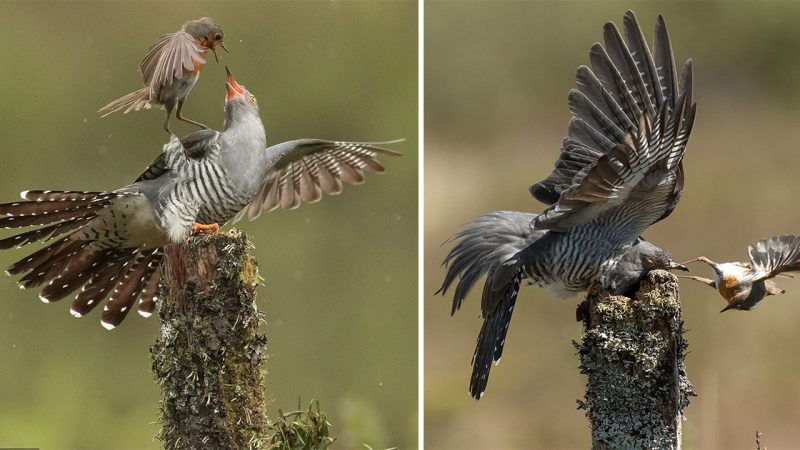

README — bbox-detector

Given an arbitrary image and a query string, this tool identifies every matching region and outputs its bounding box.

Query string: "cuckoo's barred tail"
[470,268,523,399]
[0,190,163,329]
[438,211,543,313]
[438,211,546,399]
[98,87,152,117]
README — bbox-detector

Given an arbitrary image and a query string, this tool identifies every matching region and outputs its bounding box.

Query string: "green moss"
[151,231,270,450]
[267,400,337,450]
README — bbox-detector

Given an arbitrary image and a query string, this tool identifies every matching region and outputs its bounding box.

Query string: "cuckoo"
[1,69,399,330]
[438,11,696,399]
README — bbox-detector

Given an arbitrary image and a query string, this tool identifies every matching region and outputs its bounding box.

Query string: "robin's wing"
[747,235,800,280]
[530,11,689,229]
[232,139,401,222]
[139,31,206,98]
[529,11,695,235]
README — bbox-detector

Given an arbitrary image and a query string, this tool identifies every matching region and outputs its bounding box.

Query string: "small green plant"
[268,400,336,450]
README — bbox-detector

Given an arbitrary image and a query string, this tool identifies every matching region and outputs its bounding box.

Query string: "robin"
[680,235,800,312]
[98,17,228,135]
[1,69,400,329]
[438,11,696,399]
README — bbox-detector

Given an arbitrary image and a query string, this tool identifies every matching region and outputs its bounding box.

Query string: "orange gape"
[717,274,739,302]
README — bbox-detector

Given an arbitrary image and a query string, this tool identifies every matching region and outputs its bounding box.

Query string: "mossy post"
[151,230,269,450]
[575,270,695,450]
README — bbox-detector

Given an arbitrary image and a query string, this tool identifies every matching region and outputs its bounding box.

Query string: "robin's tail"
[437,211,546,398]
[0,190,163,329]
[98,87,152,117]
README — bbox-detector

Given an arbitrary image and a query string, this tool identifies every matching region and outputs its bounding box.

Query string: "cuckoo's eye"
[643,257,655,268]
[248,95,257,105]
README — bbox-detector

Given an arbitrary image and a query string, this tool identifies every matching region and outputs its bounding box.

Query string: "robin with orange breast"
[98,17,228,135]
[681,235,800,312]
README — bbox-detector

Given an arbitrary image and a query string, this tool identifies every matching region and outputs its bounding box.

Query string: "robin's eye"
[215,33,223,41]
[643,257,655,268]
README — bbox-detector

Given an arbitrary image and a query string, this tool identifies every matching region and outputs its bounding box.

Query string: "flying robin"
[98,17,228,135]
[1,69,400,329]
[438,11,696,399]
[680,235,800,312]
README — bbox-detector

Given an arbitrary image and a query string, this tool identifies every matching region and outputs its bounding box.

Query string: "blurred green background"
[0,2,417,449]
[426,2,800,449]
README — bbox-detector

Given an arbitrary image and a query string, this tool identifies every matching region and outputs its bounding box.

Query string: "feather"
[653,15,677,108]
[623,10,662,110]
[101,254,149,329]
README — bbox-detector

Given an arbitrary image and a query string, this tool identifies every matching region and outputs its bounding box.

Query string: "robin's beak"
[225,66,245,102]
[211,47,219,63]
[220,42,229,54]
[720,304,736,313]
[669,261,689,272]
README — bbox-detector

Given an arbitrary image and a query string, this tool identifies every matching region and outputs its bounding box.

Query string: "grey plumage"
[439,11,694,399]
[2,73,399,329]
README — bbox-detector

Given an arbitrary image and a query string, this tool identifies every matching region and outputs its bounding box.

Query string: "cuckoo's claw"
[192,222,220,235]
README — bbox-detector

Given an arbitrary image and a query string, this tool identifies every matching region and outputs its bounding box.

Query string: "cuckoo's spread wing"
[139,31,206,98]
[748,235,800,281]
[529,11,695,235]
[233,139,401,222]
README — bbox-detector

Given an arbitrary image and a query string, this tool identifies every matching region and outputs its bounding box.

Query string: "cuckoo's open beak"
[225,66,245,102]
[669,261,689,272]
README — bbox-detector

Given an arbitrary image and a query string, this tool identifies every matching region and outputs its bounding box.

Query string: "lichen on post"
[151,229,269,450]
[575,269,695,450]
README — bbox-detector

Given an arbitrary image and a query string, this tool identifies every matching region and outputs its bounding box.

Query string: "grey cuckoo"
[681,235,800,312]
[98,17,228,135]
[1,69,399,330]
[438,11,696,399]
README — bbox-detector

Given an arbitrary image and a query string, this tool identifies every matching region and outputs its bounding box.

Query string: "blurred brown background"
[425,2,800,449]
[0,2,417,449]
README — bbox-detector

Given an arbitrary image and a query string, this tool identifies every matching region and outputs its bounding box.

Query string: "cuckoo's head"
[224,67,259,111]
[223,67,263,137]
[607,239,688,297]
[183,17,227,62]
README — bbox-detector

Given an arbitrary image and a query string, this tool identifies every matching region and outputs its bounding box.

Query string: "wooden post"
[151,230,269,450]
[575,269,695,450]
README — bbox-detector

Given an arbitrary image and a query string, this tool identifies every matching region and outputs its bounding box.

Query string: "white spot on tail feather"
[70,308,83,318]
[39,295,51,303]
[100,320,115,330]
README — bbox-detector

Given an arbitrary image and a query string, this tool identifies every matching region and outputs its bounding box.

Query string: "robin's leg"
[176,99,208,129]
[681,256,717,269]
[192,222,220,235]
[163,101,175,135]
[677,274,715,288]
